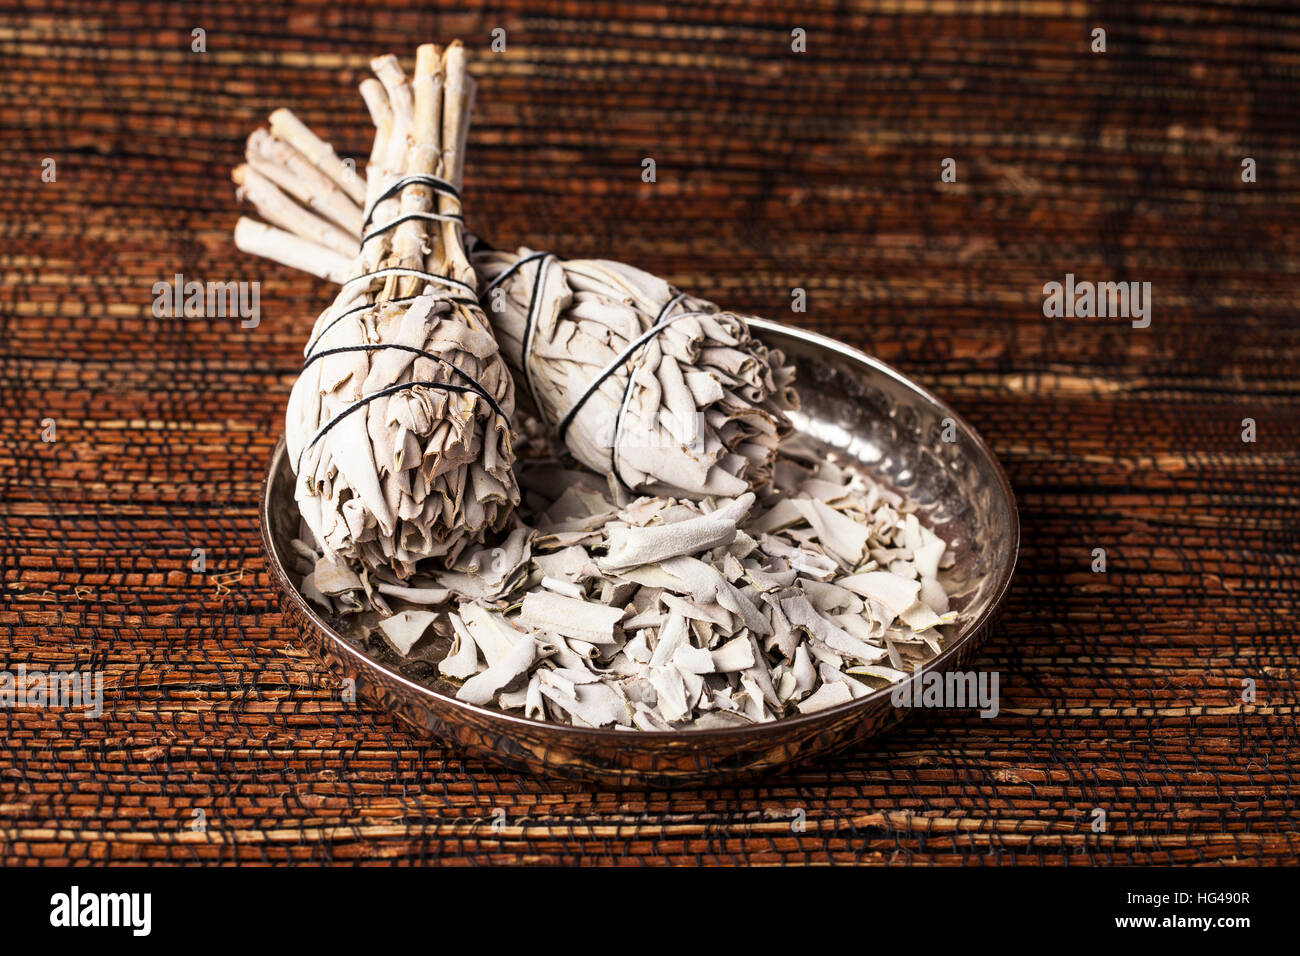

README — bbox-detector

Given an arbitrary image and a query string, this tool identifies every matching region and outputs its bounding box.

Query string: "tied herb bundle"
[472,250,798,498]
[260,44,519,577]
[232,85,798,501]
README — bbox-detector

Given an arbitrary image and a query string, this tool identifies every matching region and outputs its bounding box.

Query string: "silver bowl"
[260,318,1019,787]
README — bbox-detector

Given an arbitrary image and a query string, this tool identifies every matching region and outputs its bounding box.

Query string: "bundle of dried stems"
[258,43,518,578]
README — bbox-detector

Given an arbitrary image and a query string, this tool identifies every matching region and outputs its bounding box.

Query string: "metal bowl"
[260,318,1019,787]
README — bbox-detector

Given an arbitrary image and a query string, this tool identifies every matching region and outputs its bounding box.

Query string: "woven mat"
[2,1,1297,865]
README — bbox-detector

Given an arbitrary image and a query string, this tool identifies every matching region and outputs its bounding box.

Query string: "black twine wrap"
[548,292,700,491]
[476,251,693,490]
[301,344,507,424]
[361,173,461,232]
[296,378,495,475]
[360,210,464,247]
[295,183,506,477]
[305,292,478,356]
[338,265,477,299]
[479,251,553,411]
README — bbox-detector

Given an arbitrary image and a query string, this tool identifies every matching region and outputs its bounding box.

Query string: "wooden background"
[1,0,1297,864]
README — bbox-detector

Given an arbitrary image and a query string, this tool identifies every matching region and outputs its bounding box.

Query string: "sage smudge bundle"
[290,422,957,730]
[258,44,519,577]
[472,250,798,498]
[233,105,797,501]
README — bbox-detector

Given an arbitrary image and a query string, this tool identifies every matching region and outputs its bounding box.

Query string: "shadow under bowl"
[259,318,1019,788]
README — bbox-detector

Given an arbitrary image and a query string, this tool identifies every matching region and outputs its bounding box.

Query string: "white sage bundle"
[231,103,798,501]
[472,249,798,499]
[261,44,518,577]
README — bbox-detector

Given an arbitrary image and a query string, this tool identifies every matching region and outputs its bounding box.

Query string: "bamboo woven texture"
[1,0,1298,865]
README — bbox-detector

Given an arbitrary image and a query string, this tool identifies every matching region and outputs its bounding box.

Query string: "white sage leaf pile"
[268,44,519,578]
[294,423,957,730]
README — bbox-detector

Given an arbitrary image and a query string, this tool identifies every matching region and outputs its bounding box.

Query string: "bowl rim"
[260,318,1019,742]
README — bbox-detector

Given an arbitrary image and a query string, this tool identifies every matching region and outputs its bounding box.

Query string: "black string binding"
[476,251,553,409]
[306,296,417,356]
[301,343,506,424]
[297,210,499,476]
[361,173,461,231]
[305,292,479,356]
[555,293,699,492]
[298,176,521,479]
[481,250,550,297]
[512,254,551,408]
[304,268,478,360]
[555,293,688,443]
[360,210,464,247]
[338,265,477,298]
[477,254,700,491]
[296,379,491,475]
